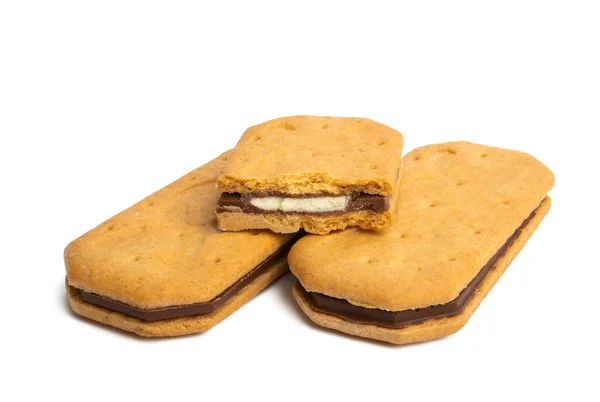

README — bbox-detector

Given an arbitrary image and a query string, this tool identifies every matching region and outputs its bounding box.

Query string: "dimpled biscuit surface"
[217,116,404,195]
[289,142,555,311]
[65,151,295,310]
[292,197,551,344]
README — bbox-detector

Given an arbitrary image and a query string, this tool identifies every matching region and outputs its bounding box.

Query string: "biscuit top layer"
[65,152,295,310]
[217,116,404,195]
[289,142,555,311]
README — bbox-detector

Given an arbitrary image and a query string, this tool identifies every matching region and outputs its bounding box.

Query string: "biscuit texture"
[292,197,551,344]
[65,151,295,310]
[67,256,288,337]
[217,116,404,195]
[217,210,391,235]
[289,142,555,311]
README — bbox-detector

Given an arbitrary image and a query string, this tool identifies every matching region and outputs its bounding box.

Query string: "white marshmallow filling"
[249,195,351,213]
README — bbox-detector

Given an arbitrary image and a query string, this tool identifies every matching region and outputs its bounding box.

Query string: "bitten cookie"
[289,142,554,345]
[216,116,404,235]
[65,152,298,337]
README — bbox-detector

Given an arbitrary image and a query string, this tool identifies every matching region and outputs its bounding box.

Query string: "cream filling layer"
[249,196,350,213]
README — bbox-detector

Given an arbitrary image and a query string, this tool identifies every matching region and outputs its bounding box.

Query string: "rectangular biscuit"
[289,142,555,344]
[65,151,298,337]
[216,116,404,234]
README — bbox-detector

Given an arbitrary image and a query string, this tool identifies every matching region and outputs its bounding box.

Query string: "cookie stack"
[65,116,554,344]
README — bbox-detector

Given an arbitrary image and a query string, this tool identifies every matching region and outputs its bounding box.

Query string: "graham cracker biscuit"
[67,257,288,337]
[289,142,554,344]
[216,116,403,234]
[65,151,297,337]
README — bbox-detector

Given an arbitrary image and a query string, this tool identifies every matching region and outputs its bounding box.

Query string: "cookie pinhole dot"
[448,257,457,262]
[456,180,466,186]
[321,124,329,129]
[447,148,457,155]
[311,151,320,157]
[107,224,115,231]
[215,257,222,263]
[178,232,185,238]
[148,202,155,207]
[371,164,378,170]
[133,256,141,262]
[190,176,197,181]
[481,152,489,158]
[474,229,483,235]
[377,140,387,146]
[283,122,296,131]
[253,135,262,141]
[430,201,438,208]
[240,157,249,163]
[414,155,421,161]
[502,200,510,205]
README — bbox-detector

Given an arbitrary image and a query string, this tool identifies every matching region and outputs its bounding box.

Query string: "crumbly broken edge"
[216,210,392,235]
[217,173,394,196]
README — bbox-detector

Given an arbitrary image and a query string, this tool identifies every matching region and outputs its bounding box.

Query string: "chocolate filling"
[78,237,298,321]
[216,192,390,215]
[300,201,542,329]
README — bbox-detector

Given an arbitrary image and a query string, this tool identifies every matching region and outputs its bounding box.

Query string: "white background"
[1,1,598,401]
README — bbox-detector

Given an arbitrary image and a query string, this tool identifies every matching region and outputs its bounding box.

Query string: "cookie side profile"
[289,142,554,344]
[216,116,403,234]
[65,151,298,337]
[67,257,288,337]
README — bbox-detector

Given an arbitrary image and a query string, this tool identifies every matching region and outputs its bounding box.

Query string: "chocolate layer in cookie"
[79,237,298,321]
[217,192,389,215]
[299,201,542,329]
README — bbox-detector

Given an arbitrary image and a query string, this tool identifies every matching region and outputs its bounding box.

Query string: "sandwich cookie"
[65,152,298,337]
[289,142,554,344]
[216,116,404,234]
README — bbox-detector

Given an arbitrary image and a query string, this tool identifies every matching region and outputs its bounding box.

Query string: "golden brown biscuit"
[216,116,404,234]
[65,151,298,337]
[289,142,554,344]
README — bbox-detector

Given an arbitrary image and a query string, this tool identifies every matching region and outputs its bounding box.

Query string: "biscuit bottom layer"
[216,192,390,215]
[299,200,543,329]
[76,237,298,321]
